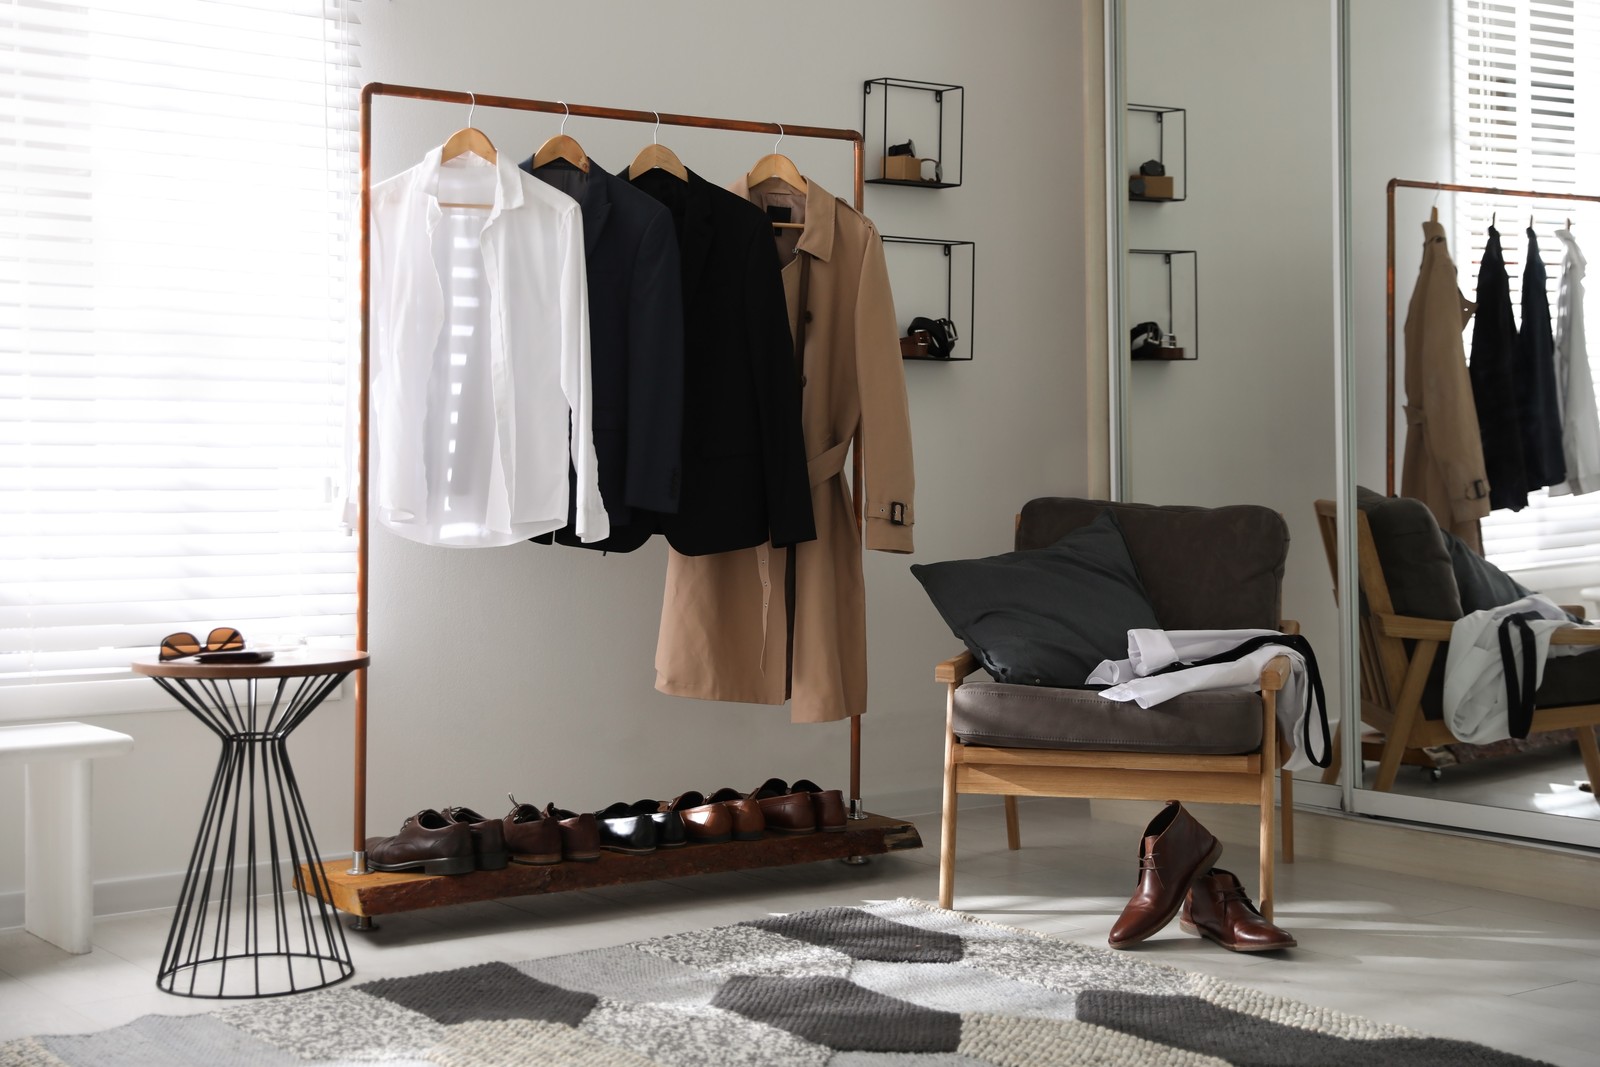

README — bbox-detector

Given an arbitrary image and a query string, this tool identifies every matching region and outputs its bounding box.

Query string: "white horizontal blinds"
[1,0,360,710]
[1452,0,1600,572]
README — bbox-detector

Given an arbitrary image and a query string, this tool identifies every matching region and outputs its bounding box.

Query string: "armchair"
[936,498,1298,920]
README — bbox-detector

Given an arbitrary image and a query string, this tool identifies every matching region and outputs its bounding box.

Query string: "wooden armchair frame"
[936,638,1297,921]
[1312,499,1600,794]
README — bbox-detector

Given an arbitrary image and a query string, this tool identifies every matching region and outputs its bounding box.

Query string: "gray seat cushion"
[952,681,1264,755]
[1014,499,1287,630]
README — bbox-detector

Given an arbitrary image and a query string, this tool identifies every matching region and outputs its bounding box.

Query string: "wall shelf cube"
[863,78,965,189]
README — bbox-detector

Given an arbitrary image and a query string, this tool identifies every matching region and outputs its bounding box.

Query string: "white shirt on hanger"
[1550,228,1599,496]
[362,146,606,547]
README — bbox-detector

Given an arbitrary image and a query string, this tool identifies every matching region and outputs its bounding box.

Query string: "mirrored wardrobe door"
[1341,0,1600,848]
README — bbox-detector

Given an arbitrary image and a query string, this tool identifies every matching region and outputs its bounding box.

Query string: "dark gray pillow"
[1355,487,1462,620]
[1443,531,1531,612]
[911,510,1160,687]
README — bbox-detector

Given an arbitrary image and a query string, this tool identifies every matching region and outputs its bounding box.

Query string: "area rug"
[0,899,1549,1067]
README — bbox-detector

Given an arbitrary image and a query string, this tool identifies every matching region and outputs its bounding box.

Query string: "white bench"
[0,722,134,953]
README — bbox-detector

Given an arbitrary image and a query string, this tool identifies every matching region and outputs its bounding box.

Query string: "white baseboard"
[1090,798,1600,911]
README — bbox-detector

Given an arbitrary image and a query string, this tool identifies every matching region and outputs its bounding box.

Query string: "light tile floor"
[2,798,1597,1066]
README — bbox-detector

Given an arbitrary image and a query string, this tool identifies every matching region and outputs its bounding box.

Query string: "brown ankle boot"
[1179,868,1296,952]
[1108,801,1222,949]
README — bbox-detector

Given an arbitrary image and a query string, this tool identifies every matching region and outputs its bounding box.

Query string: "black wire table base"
[151,669,355,998]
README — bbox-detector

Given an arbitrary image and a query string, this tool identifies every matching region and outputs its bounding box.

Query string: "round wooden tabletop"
[131,649,369,680]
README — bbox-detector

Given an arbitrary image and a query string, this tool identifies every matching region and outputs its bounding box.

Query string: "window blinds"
[1,0,360,717]
[1452,0,1600,572]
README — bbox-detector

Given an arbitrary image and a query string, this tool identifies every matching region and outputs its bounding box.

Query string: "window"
[2,0,360,718]
[1452,0,1600,573]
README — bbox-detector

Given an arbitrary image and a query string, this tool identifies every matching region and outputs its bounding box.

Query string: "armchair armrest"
[935,650,979,684]
[1375,613,1454,641]
[1259,654,1291,692]
[1551,626,1600,646]
[1278,619,1301,635]
[1562,604,1588,620]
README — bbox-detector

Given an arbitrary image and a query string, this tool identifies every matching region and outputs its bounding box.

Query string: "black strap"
[1154,633,1333,769]
[1496,612,1539,740]
[783,251,812,699]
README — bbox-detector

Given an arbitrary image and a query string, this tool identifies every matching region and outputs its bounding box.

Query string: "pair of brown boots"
[1107,801,1296,953]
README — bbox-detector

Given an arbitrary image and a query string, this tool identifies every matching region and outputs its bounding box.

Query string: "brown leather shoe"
[1107,801,1222,949]
[707,787,766,840]
[502,796,563,865]
[748,778,816,834]
[364,809,475,876]
[441,805,510,870]
[541,802,601,861]
[1179,868,1296,952]
[664,791,733,844]
[791,778,847,832]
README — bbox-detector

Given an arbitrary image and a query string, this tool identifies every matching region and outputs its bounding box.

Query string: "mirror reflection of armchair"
[1313,498,1600,795]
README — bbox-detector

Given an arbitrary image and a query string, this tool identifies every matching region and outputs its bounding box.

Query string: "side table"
[132,649,368,998]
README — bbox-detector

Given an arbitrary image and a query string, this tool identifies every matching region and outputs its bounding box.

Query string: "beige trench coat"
[1401,215,1490,550]
[654,177,915,723]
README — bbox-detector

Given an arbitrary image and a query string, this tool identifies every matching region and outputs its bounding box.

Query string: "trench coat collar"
[419,145,526,232]
[729,173,837,263]
[518,154,612,256]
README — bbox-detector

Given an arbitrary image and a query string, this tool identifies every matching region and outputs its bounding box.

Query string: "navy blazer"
[522,157,685,551]
[630,166,815,556]
[1515,228,1566,492]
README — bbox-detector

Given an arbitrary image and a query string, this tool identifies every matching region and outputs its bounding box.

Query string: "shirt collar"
[419,145,527,228]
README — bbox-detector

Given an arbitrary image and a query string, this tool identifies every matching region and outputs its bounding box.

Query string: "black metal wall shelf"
[863,78,965,189]
[1128,249,1198,361]
[1127,103,1187,202]
[882,236,975,362]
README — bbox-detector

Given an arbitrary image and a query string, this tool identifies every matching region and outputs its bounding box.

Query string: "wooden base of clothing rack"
[1384,177,1600,494]
[302,815,922,921]
[345,83,906,915]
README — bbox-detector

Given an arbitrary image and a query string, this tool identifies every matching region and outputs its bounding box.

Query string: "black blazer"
[522,156,685,552]
[1515,228,1566,491]
[1470,225,1529,511]
[630,166,815,556]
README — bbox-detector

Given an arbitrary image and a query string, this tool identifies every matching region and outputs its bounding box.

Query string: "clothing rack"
[1384,177,1600,494]
[348,83,878,888]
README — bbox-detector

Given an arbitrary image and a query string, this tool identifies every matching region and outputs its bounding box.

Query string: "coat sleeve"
[623,209,684,514]
[855,224,916,553]
[1422,270,1492,524]
[559,206,609,542]
[746,228,816,548]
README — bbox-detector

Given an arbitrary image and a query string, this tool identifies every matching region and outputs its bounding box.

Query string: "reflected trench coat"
[654,177,915,724]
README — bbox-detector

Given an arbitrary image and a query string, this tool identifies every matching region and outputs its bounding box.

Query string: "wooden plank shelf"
[298,813,922,917]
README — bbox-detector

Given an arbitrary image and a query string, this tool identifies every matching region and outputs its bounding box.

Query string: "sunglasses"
[159,627,246,662]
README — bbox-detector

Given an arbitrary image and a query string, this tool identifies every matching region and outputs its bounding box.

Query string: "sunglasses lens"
[207,627,245,653]
[161,633,201,661]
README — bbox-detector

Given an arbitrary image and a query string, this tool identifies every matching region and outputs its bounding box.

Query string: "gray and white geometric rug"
[0,899,1550,1067]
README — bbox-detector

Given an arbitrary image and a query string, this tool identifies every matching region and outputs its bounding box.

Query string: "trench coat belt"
[1404,403,1424,426]
[755,439,855,675]
[808,438,851,488]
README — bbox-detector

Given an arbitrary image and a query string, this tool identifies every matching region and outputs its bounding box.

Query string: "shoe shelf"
[298,813,923,919]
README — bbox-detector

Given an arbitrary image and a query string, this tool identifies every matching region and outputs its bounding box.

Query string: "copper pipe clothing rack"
[349,83,877,884]
[1384,177,1600,494]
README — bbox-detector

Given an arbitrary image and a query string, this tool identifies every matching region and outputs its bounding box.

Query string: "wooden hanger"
[438,92,497,209]
[628,111,687,181]
[532,101,589,174]
[747,124,807,230]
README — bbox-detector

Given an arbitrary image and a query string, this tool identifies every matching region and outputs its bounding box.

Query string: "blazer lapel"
[678,170,714,305]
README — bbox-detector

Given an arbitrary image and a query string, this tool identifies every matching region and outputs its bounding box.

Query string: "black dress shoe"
[594,801,658,855]
[441,805,510,870]
[629,799,686,848]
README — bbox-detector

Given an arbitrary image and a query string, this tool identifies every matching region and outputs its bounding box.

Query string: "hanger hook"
[558,100,570,136]
[467,91,476,129]
[773,122,785,155]
[653,111,661,145]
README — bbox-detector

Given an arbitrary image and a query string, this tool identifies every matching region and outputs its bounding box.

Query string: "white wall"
[1121,0,1340,736]
[0,0,1096,919]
